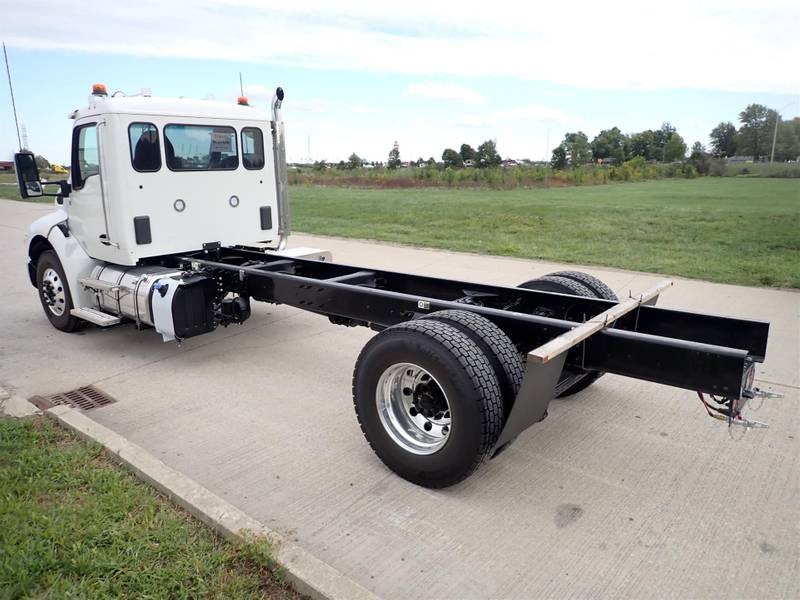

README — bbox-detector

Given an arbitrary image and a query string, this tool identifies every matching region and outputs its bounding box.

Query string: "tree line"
[311,102,798,172]
[315,140,503,171]
[550,103,799,169]
[550,123,687,169]
[710,104,799,161]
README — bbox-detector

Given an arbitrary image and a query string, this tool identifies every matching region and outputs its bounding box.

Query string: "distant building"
[726,155,769,163]
[0,161,13,171]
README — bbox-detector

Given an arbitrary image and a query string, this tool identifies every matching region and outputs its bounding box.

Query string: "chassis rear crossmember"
[178,246,769,409]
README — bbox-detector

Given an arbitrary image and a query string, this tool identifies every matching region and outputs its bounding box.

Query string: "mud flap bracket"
[492,352,567,451]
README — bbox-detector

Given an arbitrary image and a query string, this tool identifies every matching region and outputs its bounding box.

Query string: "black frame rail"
[178,246,769,402]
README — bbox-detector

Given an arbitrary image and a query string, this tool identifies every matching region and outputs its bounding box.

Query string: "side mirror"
[14,152,42,198]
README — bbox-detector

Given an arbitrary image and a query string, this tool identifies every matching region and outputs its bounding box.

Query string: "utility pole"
[3,42,23,150]
[545,128,550,162]
[770,102,796,163]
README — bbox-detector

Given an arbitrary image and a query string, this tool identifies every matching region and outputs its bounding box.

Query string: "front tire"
[36,250,82,332]
[353,319,504,488]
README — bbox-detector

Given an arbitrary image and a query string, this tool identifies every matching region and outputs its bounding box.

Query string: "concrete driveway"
[1,198,798,599]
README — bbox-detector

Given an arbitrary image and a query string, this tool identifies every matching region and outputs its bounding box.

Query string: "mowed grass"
[0,417,299,599]
[291,178,800,288]
[0,171,62,203]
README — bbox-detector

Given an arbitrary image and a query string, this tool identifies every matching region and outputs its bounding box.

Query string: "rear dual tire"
[353,270,617,486]
[353,317,511,488]
[519,271,617,398]
[420,310,524,415]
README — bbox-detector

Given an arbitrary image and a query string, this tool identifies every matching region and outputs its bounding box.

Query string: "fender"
[27,209,101,309]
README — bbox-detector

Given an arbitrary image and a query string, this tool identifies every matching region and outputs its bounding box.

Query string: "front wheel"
[36,250,82,332]
[352,319,504,488]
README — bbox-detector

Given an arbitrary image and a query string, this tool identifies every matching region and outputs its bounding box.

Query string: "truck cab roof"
[53,86,283,266]
[72,94,269,122]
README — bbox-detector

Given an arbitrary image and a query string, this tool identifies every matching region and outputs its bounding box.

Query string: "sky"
[1,0,798,164]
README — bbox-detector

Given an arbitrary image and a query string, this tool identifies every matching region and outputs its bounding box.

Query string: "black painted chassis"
[176,246,769,449]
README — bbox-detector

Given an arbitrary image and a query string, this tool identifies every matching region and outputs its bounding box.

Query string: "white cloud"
[493,105,582,125]
[241,84,279,105]
[458,104,582,128]
[1,0,797,93]
[541,90,575,98]
[4,0,798,162]
[407,82,486,103]
[243,86,388,116]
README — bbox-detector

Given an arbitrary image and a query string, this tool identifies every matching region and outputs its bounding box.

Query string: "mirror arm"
[40,180,71,198]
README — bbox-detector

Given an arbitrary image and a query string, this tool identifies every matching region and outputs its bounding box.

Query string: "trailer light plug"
[697,392,771,434]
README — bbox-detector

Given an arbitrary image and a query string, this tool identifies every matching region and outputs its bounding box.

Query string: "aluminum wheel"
[376,362,452,455]
[41,267,66,316]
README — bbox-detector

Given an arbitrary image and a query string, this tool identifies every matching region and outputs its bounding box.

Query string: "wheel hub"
[376,363,452,455]
[412,383,448,419]
[41,267,66,316]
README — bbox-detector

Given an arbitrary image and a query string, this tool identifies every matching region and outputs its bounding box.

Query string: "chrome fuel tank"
[89,264,181,326]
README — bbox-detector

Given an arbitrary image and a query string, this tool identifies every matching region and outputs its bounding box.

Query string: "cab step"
[70,307,121,327]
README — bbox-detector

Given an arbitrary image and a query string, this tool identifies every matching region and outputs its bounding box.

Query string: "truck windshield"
[164,124,239,171]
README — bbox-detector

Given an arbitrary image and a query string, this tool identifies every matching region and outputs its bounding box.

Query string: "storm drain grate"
[33,386,117,411]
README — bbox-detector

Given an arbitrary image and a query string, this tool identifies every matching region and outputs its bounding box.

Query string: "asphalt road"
[1,198,798,599]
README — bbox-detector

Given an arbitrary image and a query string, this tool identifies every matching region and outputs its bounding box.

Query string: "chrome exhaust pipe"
[271,87,290,248]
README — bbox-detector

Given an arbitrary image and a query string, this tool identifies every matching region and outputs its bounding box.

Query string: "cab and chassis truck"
[14,84,777,488]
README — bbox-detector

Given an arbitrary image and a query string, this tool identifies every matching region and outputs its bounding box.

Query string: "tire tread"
[36,250,82,333]
[421,310,524,414]
[352,319,504,487]
[547,270,618,301]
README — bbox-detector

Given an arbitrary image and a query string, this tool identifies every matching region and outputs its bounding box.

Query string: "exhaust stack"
[271,87,289,250]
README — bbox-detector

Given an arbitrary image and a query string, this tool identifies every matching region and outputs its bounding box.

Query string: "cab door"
[67,121,111,259]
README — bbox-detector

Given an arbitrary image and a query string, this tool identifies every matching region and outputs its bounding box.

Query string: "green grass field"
[0,418,298,599]
[291,178,800,288]
[2,172,797,287]
[0,171,62,202]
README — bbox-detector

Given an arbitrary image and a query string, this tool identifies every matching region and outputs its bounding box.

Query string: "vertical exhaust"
[271,87,289,250]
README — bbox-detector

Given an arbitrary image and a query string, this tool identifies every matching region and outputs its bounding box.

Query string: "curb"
[45,405,379,600]
[0,384,40,418]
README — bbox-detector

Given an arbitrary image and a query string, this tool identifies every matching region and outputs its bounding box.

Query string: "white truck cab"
[67,91,283,264]
[17,83,325,340]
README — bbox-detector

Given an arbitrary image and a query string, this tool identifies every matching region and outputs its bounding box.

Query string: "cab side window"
[241,127,264,170]
[71,124,100,189]
[129,123,161,172]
